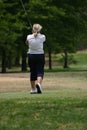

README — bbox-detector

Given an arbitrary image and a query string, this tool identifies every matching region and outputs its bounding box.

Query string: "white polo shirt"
[27,33,46,54]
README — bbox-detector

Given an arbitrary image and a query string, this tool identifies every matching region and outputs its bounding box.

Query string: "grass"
[51,52,87,71]
[70,53,87,69]
[0,54,87,130]
[0,90,87,130]
[0,51,87,130]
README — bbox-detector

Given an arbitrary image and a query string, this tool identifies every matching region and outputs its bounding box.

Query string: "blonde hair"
[33,24,42,37]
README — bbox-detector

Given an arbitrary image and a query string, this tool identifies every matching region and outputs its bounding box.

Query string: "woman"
[25,24,46,94]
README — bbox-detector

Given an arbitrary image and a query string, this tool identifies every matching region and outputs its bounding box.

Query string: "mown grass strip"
[0,91,87,130]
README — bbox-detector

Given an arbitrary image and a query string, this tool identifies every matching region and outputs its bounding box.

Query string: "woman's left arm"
[25,39,28,45]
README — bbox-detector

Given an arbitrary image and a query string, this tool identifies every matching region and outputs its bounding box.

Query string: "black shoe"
[36,83,42,94]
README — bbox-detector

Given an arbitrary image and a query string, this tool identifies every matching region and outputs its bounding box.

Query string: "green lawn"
[0,51,87,130]
[0,90,87,130]
[70,53,87,69]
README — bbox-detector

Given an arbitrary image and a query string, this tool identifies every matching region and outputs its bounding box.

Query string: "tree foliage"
[0,0,87,72]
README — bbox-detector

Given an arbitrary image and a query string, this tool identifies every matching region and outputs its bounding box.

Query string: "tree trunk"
[63,51,68,68]
[7,53,12,69]
[48,50,52,70]
[1,49,6,73]
[21,53,27,72]
[7,60,12,69]
[15,56,20,66]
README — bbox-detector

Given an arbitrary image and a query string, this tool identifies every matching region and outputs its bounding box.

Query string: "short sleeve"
[42,35,46,42]
[27,35,30,41]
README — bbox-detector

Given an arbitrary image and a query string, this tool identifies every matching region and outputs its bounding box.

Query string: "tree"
[0,0,87,72]
[48,0,87,68]
[0,0,27,72]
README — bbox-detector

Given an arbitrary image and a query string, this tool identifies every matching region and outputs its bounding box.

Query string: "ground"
[0,72,87,92]
[0,72,87,130]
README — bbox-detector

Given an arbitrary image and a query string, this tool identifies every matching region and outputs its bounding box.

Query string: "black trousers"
[28,54,45,81]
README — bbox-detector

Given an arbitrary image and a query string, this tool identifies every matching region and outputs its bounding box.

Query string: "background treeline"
[0,0,87,73]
